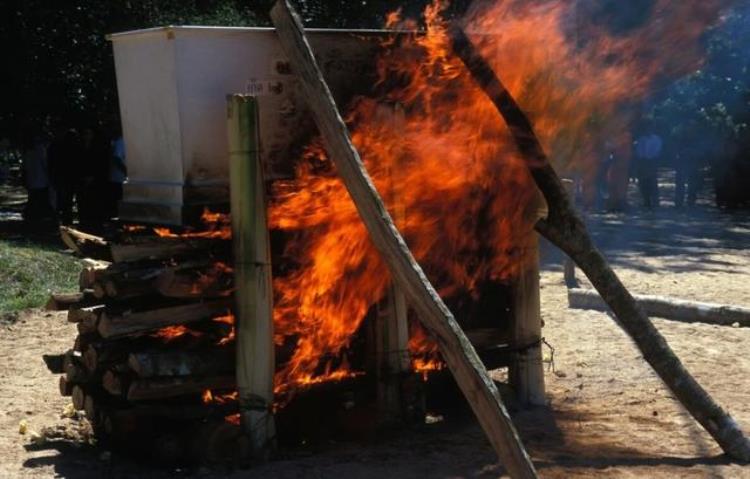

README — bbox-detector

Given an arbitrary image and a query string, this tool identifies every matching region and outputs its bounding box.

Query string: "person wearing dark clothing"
[107,133,127,219]
[21,133,53,221]
[78,127,111,229]
[48,129,83,225]
[634,132,662,208]
[674,152,704,208]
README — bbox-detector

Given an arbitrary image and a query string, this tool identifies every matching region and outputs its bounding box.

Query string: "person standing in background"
[21,131,53,222]
[78,126,110,230]
[108,126,127,219]
[634,130,662,208]
[48,127,82,225]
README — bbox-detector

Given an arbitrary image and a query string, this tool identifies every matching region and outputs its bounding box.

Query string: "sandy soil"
[1,205,749,478]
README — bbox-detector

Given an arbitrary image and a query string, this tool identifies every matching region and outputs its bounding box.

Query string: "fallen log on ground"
[270,2,537,478]
[568,288,750,327]
[449,26,750,461]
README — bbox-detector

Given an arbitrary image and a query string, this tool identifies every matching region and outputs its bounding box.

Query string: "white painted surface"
[109,26,386,224]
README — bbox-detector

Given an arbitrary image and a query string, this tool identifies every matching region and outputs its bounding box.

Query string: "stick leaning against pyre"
[448,27,750,462]
[270,2,538,478]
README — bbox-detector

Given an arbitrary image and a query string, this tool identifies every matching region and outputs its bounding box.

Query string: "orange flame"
[202,389,238,405]
[267,1,726,394]
[153,208,231,240]
[151,325,199,342]
[213,312,236,346]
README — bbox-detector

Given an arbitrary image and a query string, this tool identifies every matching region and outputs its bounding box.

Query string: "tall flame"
[268,1,727,392]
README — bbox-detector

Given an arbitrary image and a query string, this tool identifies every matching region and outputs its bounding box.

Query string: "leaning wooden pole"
[449,26,750,461]
[270,2,537,478]
[227,94,275,456]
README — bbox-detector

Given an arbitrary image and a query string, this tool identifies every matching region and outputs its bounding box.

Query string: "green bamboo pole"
[227,94,275,456]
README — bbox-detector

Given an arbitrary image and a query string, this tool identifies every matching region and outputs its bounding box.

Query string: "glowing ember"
[267,0,725,395]
[213,312,236,346]
[153,207,231,240]
[409,324,443,380]
[151,325,199,342]
[202,389,238,405]
[224,413,241,426]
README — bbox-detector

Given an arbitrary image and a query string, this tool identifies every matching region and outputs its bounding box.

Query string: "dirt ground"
[1,203,749,478]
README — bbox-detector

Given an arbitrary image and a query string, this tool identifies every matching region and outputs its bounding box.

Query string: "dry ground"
[1,205,749,478]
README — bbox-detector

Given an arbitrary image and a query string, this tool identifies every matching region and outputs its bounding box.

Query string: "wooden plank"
[270,3,537,477]
[127,376,236,401]
[45,291,100,311]
[448,25,750,461]
[97,299,232,339]
[128,348,234,378]
[60,226,112,260]
[568,288,750,327]
[227,94,275,455]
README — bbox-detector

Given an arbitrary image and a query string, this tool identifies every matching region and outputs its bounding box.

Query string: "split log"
[270,3,537,477]
[84,395,98,422]
[127,376,236,401]
[77,311,100,335]
[60,226,112,261]
[45,291,100,311]
[97,299,232,339]
[83,343,129,372]
[42,352,67,374]
[155,267,233,299]
[128,348,234,378]
[68,306,103,324]
[569,288,750,327]
[110,238,228,264]
[64,351,89,383]
[79,260,111,290]
[103,277,154,299]
[102,370,126,396]
[449,26,750,461]
[71,385,86,410]
[59,376,73,396]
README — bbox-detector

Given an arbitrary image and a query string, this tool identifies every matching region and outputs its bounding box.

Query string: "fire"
[202,389,238,405]
[213,312,236,346]
[151,325,198,342]
[153,207,231,240]
[409,325,443,380]
[267,0,726,394]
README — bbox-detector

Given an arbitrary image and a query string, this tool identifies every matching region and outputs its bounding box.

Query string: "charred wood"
[127,376,236,401]
[97,299,232,339]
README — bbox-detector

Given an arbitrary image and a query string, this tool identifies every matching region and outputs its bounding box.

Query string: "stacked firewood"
[44,225,247,464]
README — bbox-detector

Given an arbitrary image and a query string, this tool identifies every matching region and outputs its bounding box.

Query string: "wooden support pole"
[376,103,413,422]
[227,94,275,457]
[509,235,545,406]
[449,26,750,461]
[270,3,537,477]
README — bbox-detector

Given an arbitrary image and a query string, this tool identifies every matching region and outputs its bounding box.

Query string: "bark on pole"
[449,26,750,462]
[227,94,275,456]
[270,2,538,478]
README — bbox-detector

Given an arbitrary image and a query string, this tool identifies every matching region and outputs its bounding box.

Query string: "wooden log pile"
[46,226,246,464]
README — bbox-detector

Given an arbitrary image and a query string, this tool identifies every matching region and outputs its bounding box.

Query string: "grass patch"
[0,239,82,312]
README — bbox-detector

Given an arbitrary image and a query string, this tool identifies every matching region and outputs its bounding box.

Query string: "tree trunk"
[449,26,750,461]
